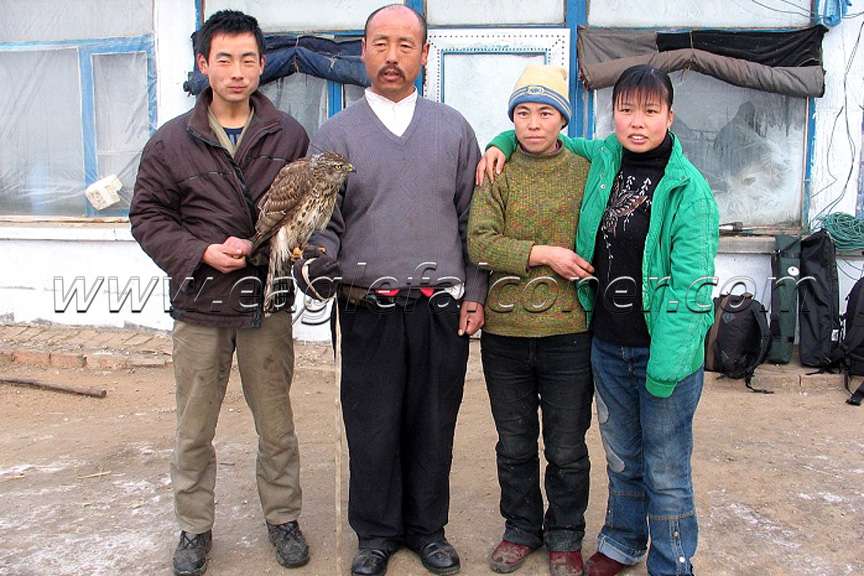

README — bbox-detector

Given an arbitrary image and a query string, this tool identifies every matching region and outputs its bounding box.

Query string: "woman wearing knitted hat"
[467,64,594,576]
[477,65,719,576]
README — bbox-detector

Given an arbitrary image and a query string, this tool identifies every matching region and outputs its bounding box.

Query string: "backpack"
[798,230,843,368]
[704,293,772,393]
[765,235,801,364]
[841,276,864,406]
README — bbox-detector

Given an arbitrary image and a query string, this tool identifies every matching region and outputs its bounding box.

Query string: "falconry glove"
[293,245,341,301]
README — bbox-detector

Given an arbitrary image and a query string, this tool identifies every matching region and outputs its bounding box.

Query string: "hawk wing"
[250,157,312,253]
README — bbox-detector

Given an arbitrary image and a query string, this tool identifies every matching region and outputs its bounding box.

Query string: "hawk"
[249,151,353,313]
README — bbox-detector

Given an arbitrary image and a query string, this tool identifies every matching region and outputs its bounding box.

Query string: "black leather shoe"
[351,547,392,576]
[417,540,461,575]
[173,530,212,576]
[266,520,310,568]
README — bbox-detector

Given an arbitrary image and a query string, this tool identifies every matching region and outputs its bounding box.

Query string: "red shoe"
[549,550,584,576]
[585,552,628,576]
[488,540,536,573]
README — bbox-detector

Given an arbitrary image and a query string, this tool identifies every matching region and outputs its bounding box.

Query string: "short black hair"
[194,10,265,61]
[612,64,674,111]
[364,4,427,44]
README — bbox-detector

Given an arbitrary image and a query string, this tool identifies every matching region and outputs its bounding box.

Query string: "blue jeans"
[591,337,703,576]
[481,332,594,551]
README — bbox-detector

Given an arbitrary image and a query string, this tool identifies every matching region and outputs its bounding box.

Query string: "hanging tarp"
[577,26,825,98]
[581,49,824,97]
[657,26,827,68]
[185,34,368,95]
[576,28,657,65]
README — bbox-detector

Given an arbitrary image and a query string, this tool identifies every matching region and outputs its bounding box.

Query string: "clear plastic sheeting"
[344,83,366,108]
[587,0,811,28]
[94,52,151,209]
[260,73,328,139]
[205,0,396,32]
[427,0,564,25]
[0,49,85,216]
[0,0,153,42]
[595,71,807,227]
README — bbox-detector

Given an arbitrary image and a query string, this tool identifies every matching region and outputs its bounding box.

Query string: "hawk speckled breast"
[249,151,352,313]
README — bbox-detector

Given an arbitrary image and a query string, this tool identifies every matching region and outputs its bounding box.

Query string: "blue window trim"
[0,35,157,216]
[567,0,590,138]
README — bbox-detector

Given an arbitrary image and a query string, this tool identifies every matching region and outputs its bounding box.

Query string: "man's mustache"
[378,65,404,78]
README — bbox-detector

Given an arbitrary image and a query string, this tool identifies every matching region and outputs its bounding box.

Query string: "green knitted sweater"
[467,146,589,337]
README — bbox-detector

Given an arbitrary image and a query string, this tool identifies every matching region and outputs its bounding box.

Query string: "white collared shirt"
[364,87,418,137]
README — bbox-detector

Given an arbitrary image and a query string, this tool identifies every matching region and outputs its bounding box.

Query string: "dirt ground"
[1,341,863,576]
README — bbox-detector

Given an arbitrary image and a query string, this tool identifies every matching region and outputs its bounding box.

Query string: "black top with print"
[591,133,673,346]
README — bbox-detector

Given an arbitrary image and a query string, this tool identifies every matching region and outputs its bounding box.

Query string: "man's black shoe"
[266,520,310,568]
[173,530,212,576]
[417,540,461,576]
[351,547,392,576]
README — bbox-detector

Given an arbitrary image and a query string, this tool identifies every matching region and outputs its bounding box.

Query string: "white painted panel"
[588,0,811,28]
[426,28,569,148]
[155,0,196,127]
[205,0,400,32]
[0,0,153,42]
[427,0,564,25]
[0,236,333,340]
[443,53,546,150]
[810,13,864,223]
[595,71,807,227]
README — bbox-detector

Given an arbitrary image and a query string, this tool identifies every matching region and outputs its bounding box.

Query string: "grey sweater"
[309,97,487,302]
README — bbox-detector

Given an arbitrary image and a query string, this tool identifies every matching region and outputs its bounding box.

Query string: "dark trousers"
[480,331,594,551]
[338,296,469,551]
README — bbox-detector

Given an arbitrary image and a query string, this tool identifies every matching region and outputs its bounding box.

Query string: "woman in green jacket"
[478,65,719,576]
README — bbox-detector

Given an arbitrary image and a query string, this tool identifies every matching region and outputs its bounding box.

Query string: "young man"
[129,11,310,576]
[295,5,486,576]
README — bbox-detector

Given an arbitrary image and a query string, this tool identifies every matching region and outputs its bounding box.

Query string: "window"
[595,71,808,228]
[424,28,570,149]
[259,73,328,139]
[0,2,156,217]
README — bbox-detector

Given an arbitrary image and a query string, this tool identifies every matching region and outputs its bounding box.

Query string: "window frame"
[0,34,157,220]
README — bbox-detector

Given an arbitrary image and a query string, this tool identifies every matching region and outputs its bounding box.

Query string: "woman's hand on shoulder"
[475,147,506,187]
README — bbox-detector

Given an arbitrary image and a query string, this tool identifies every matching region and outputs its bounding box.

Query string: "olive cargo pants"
[171,313,300,534]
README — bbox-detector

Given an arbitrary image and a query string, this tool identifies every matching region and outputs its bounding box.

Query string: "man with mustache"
[295,4,486,576]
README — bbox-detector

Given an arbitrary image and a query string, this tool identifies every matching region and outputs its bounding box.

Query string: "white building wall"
[0,2,862,340]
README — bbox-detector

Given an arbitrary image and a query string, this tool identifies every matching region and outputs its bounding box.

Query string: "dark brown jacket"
[130,89,308,328]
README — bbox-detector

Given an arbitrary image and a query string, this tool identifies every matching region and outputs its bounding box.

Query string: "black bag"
[704,293,771,392]
[798,230,842,368]
[766,235,801,364]
[841,276,864,406]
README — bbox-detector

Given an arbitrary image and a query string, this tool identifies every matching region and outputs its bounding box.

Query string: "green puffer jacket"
[490,131,719,398]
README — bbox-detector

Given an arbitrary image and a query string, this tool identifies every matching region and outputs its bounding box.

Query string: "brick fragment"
[50,353,86,369]
[13,350,51,367]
